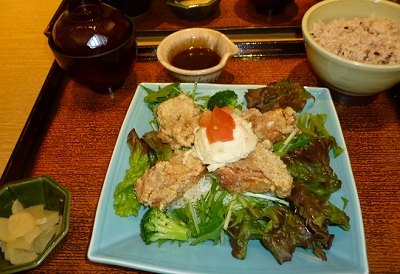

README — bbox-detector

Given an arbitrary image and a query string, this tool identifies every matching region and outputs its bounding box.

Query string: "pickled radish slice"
[38,212,60,231]
[23,225,42,243]
[0,218,14,242]
[25,205,45,224]
[0,199,60,265]
[11,199,24,214]
[6,247,38,265]
[8,211,35,240]
[7,236,32,250]
[31,227,56,254]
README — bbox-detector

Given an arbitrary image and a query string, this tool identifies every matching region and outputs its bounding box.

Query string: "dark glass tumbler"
[102,0,151,17]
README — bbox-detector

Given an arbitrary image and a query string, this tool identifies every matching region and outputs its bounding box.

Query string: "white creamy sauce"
[192,113,258,171]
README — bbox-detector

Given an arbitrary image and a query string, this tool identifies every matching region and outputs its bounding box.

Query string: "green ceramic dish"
[166,0,221,21]
[0,176,70,273]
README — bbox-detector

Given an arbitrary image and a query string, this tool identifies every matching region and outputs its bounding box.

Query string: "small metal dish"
[166,0,221,21]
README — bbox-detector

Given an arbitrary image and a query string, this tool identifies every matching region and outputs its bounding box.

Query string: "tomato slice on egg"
[199,109,212,127]
[220,106,234,115]
[199,106,236,143]
[212,106,235,128]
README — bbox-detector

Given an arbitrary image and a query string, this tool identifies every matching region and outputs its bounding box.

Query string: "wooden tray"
[44,0,320,38]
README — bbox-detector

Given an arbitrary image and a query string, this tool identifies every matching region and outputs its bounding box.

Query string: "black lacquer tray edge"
[0,62,68,186]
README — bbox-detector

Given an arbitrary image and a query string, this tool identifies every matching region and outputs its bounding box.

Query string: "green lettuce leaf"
[274,112,343,157]
[289,185,350,231]
[227,204,314,264]
[143,83,182,112]
[296,113,343,157]
[113,129,150,217]
[172,177,229,246]
[261,206,314,264]
[282,138,342,199]
[227,207,269,260]
[141,131,174,165]
[288,184,350,260]
[244,78,315,113]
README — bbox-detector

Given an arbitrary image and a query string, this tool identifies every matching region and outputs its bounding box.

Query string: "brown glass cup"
[250,0,295,15]
[102,0,152,17]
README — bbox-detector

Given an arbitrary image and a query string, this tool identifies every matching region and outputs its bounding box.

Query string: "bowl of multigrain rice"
[302,0,400,101]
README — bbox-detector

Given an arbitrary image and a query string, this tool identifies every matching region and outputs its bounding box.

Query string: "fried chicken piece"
[157,94,201,150]
[242,107,297,144]
[216,140,293,198]
[135,151,206,210]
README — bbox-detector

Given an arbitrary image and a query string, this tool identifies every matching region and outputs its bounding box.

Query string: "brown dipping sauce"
[171,47,221,70]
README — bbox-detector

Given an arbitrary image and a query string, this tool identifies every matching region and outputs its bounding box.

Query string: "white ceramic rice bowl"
[302,0,400,97]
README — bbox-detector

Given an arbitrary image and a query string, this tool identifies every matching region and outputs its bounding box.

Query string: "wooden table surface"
[1,0,400,273]
[0,0,60,177]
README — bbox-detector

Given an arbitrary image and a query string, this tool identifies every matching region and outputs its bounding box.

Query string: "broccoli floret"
[140,207,191,245]
[207,89,239,110]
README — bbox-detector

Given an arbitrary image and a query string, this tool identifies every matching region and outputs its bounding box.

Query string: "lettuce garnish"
[113,129,149,217]
[245,78,315,112]
[274,112,344,157]
[113,129,173,217]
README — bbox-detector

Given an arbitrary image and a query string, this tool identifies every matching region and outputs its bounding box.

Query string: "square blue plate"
[88,83,368,274]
